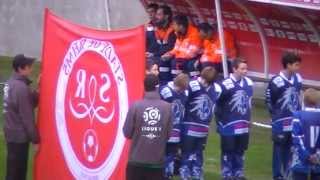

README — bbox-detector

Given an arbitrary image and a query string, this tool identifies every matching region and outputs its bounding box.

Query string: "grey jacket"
[3,73,39,143]
[123,91,172,166]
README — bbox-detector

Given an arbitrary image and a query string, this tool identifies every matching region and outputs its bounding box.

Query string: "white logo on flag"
[55,38,128,179]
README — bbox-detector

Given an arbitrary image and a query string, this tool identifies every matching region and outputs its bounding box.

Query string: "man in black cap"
[3,54,40,180]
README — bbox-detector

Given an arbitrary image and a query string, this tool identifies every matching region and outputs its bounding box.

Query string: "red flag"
[34,9,145,180]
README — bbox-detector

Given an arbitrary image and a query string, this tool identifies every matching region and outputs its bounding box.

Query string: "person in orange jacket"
[198,22,237,74]
[148,5,177,86]
[162,15,202,79]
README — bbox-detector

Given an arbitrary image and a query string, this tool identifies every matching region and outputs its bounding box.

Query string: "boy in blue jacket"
[266,52,302,180]
[291,88,320,180]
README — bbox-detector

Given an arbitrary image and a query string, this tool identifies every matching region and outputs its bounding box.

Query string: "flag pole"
[105,0,112,30]
[215,0,228,78]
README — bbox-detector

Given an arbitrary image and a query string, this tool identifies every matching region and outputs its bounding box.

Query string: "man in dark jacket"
[147,5,176,86]
[123,74,172,180]
[3,54,40,180]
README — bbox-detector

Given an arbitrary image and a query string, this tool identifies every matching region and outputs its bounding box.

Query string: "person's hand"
[146,52,154,58]
[309,154,319,164]
[194,60,199,69]
[37,74,42,89]
[33,144,40,155]
[161,53,173,61]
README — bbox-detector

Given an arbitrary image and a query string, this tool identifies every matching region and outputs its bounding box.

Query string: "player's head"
[172,14,189,37]
[12,54,35,76]
[144,74,159,92]
[155,5,172,28]
[145,59,159,76]
[198,22,215,40]
[173,73,189,92]
[146,3,159,23]
[232,59,248,78]
[304,88,320,107]
[282,52,301,73]
[200,66,217,84]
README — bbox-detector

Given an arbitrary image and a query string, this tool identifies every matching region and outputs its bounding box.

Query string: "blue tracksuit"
[159,82,188,178]
[215,74,253,178]
[291,108,320,178]
[266,72,302,179]
[180,78,221,180]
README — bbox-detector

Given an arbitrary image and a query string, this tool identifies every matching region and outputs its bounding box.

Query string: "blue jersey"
[183,78,222,137]
[291,108,320,173]
[215,74,253,136]
[160,82,188,143]
[266,72,302,133]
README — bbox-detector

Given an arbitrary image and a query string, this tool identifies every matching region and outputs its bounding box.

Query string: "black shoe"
[273,176,285,180]
[222,177,234,180]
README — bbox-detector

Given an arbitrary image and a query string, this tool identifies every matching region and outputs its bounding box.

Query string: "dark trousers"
[165,143,180,178]
[272,132,292,179]
[292,171,320,180]
[180,135,207,180]
[126,163,165,180]
[220,134,249,178]
[159,58,172,86]
[6,142,29,180]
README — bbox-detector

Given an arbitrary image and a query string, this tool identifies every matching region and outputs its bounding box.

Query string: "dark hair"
[12,54,35,72]
[144,74,159,92]
[172,14,189,29]
[147,3,159,11]
[232,58,247,70]
[158,5,173,22]
[146,59,157,71]
[200,66,217,84]
[282,52,301,69]
[198,22,213,34]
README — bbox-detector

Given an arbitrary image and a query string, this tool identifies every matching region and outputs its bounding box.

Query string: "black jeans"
[272,132,292,179]
[6,142,29,180]
[220,134,249,153]
[126,162,165,180]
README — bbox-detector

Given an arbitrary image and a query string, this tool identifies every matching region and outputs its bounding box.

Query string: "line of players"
[145,3,320,180]
[151,59,253,180]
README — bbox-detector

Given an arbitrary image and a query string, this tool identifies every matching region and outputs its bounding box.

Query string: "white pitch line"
[207,158,216,162]
[252,122,272,129]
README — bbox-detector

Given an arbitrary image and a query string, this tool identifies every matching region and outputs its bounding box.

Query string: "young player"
[291,88,320,180]
[179,67,222,180]
[159,73,189,179]
[215,59,253,180]
[265,52,302,180]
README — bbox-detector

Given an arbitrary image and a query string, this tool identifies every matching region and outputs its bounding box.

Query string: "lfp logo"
[55,38,128,179]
